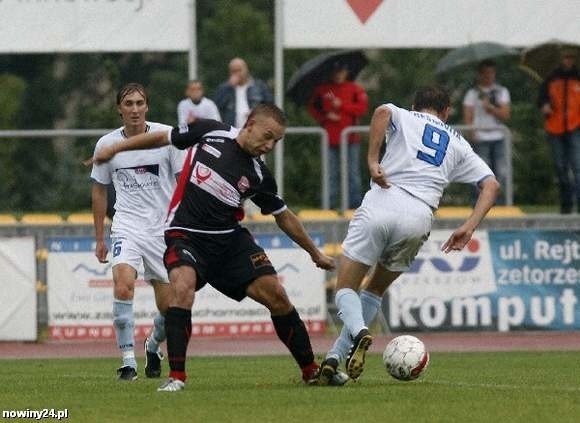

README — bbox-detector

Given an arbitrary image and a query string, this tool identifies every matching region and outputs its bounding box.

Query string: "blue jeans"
[472,139,506,205]
[328,144,362,209]
[548,129,580,213]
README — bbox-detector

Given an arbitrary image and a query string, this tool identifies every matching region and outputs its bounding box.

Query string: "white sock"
[335,288,366,339]
[147,313,165,353]
[113,299,137,369]
[328,290,382,363]
[360,290,382,327]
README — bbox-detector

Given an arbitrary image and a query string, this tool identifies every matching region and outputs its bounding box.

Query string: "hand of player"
[311,251,336,271]
[331,97,342,108]
[369,162,390,188]
[95,240,109,263]
[441,225,474,253]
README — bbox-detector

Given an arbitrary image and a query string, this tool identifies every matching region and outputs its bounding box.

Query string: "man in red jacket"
[308,64,368,209]
[538,49,580,214]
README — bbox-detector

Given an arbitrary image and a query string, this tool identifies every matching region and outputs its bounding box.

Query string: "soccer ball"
[383,335,429,381]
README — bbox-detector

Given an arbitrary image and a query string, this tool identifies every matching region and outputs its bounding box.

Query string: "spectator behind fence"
[538,49,580,214]
[307,63,368,209]
[177,79,221,126]
[463,59,511,204]
[213,58,273,128]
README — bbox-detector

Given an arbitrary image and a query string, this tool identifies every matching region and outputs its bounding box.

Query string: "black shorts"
[163,228,277,301]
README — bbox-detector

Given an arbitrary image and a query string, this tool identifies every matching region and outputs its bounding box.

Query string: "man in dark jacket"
[213,58,273,127]
[538,49,580,214]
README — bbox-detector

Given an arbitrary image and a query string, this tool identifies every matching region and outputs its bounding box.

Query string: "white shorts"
[342,186,433,271]
[111,233,169,284]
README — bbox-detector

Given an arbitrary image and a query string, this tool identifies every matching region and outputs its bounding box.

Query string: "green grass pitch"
[1,352,579,422]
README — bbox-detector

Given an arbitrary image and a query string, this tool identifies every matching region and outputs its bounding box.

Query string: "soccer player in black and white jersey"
[316,86,500,385]
[91,83,185,381]
[93,104,337,392]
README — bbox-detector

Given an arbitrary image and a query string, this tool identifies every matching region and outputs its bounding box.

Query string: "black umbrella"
[435,42,518,75]
[520,40,580,82]
[286,50,368,105]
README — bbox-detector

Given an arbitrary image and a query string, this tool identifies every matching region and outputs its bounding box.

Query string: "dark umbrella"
[520,40,580,82]
[286,50,368,105]
[435,42,518,75]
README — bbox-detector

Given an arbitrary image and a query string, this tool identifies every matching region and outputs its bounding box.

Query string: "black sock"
[165,307,192,380]
[271,308,315,368]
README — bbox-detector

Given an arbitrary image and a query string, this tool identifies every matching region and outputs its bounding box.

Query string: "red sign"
[347,0,383,24]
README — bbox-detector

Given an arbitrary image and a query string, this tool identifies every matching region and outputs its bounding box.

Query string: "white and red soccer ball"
[383,335,429,381]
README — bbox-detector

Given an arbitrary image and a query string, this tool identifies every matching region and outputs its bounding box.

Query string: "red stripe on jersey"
[167,147,194,222]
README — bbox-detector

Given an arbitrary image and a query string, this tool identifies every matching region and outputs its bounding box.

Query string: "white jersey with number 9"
[380,104,493,209]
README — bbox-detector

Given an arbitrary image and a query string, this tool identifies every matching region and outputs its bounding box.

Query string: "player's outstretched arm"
[442,176,500,253]
[274,209,336,271]
[93,131,170,163]
[367,105,391,188]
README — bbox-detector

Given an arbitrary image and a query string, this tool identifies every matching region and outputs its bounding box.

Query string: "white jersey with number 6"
[380,104,493,209]
[90,121,183,237]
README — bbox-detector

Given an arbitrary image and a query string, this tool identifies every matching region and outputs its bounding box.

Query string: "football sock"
[165,307,191,382]
[328,290,382,363]
[271,307,315,369]
[113,299,137,369]
[146,313,165,353]
[335,288,366,339]
[360,290,382,328]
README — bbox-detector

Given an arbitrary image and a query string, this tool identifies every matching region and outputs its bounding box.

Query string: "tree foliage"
[0,2,556,211]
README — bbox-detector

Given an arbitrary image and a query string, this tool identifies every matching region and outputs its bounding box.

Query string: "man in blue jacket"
[213,57,273,127]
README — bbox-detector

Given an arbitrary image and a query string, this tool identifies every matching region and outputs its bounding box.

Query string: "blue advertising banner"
[383,230,580,332]
[488,230,580,331]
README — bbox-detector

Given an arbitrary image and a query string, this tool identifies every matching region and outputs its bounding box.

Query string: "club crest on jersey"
[194,163,212,184]
[237,176,250,193]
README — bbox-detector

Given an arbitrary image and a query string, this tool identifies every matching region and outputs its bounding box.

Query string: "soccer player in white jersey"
[91,83,185,381]
[317,86,500,385]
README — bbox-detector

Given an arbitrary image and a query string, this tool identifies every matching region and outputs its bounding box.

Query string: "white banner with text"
[46,235,326,340]
[0,0,190,53]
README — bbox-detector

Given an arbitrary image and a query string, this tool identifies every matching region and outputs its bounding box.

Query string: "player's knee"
[114,284,134,300]
[265,286,292,314]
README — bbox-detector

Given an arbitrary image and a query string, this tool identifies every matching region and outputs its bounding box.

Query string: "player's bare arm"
[94,131,170,163]
[91,183,109,263]
[442,176,500,253]
[367,105,391,188]
[274,209,336,271]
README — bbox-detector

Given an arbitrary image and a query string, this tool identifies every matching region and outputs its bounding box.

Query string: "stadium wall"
[1,215,579,340]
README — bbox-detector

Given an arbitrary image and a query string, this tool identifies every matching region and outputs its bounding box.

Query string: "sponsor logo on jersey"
[250,252,272,269]
[190,162,240,208]
[204,137,225,143]
[117,164,160,177]
[237,176,250,193]
[115,164,161,191]
[201,143,222,158]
